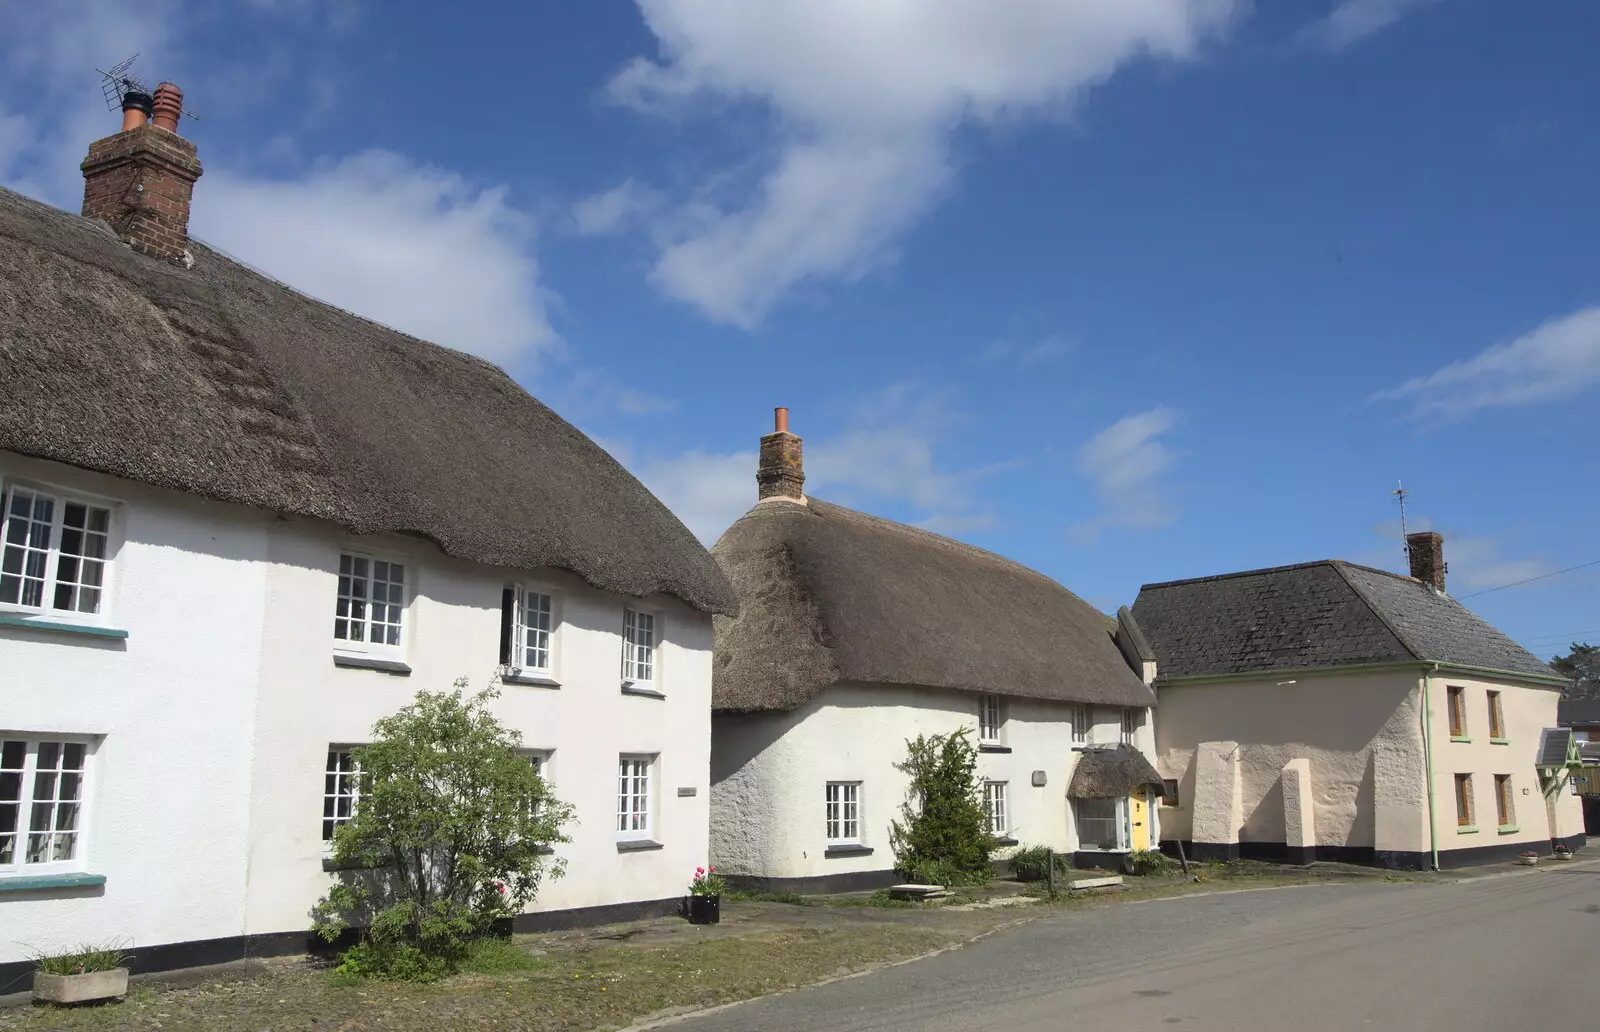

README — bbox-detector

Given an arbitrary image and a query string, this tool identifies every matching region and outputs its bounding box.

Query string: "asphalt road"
[672,865,1600,1032]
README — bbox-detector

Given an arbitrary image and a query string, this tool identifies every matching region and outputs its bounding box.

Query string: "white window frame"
[333,551,408,658]
[984,781,1009,837]
[506,584,557,675]
[1074,796,1126,851]
[621,608,658,684]
[825,781,861,845]
[979,694,1004,745]
[0,480,117,624]
[1069,703,1089,745]
[617,754,654,841]
[322,748,365,849]
[521,749,553,819]
[0,735,94,877]
[1121,708,1140,746]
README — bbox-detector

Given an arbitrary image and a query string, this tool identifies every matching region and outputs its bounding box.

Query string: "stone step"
[1066,875,1124,891]
[887,883,950,900]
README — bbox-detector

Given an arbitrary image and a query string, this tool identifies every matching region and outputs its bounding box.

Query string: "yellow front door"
[1129,788,1149,851]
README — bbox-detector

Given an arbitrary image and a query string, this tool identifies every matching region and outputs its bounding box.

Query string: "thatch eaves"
[1066,744,1165,800]
[0,186,736,615]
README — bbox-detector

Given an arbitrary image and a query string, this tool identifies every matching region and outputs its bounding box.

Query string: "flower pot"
[1554,852,1576,862]
[1011,862,1045,882]
[687,894,721,925]
[33,968,130,1005]
[1516,856,1539,866]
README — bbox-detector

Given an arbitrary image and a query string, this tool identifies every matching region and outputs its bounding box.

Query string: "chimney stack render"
[757,407,805,502]
[81,82,203,265]
[1406,531,1447,594]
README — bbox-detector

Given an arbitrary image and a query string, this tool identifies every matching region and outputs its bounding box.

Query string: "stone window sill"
[617,839,664,853]
[1489,737,1510,746]
[503,671,560,688]
[0,613,129,640]
[978,743,1012,754]
[824,844,874,858]
[1497,825,1520,835]
[1457,825,1479,835]
[333,654,412,675]
[1449,736,1472,743]
[0,872,106,893]
[993,837,1020,847]
[621,683,666,700]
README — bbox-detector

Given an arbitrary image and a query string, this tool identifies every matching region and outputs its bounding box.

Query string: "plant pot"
[687,893,721,925]
[1553,852,1576,862]
[1516,856,1539,866]
[33,968,130,1005]
[1011,862,1044,882]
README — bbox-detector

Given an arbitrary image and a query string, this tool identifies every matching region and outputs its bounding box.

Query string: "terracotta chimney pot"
[151,83,183,133]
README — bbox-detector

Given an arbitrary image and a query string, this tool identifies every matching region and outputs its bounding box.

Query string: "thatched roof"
[0,185,736,615]
[1066,744,1164,800]
[710,497,1155,712]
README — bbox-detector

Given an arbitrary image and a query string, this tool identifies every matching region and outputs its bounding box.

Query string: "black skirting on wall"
[723,869,900,896]
[1161,834,1588,872]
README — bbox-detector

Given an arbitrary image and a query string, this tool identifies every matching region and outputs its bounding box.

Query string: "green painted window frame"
[1456,825,1479,834]
[1489,738,1510,745]
[1497,825,1520,835]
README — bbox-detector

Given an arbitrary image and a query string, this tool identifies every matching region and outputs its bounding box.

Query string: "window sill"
[978,743,1012,754]
[0,613,128,640]
[503,671,561,689]
[616,839,664,853]
[1449,736,1472,743]
[0,872,106,893]
[1497,825,1520,835]
[1489,737,1510,746]
[824,844,874,858]
[993,837,1020,847]
[1457,825,1479,835]
[621,683,666,699]
[333,654,412,675]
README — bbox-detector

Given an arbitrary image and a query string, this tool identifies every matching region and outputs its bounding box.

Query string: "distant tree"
[1551,643,1600,700]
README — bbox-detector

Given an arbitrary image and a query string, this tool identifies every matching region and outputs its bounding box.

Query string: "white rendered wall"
[710,682,1157,881]
[0,453,267,968]
[244,518,715,935]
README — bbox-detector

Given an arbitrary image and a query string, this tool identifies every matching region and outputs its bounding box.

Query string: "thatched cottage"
[1132,537,1585,869]
[708,411,1162,892]
[0,83,735,984]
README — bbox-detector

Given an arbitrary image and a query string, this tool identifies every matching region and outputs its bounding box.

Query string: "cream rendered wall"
[1424,673,1582,852]
[245,517,714,935]
[710,682,1157,881]
[1153,669,1430,855]
[0,453,267,968]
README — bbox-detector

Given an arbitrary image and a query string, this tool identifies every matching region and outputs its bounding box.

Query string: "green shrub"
[312,680,574,981]
[1125,849,1173,876]
[32,942,133,975]
[889,729,995,886]
[1007,844,1069,882]
[460,938,545,975]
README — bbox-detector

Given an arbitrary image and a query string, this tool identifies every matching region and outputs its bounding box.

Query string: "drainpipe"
[1420,664,1441,871]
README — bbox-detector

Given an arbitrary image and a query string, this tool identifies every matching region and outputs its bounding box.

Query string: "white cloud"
[611,0,1240,326]
[1354,520,1551,595]
[982,335,1071,366]
[192,152,557,366]
[572,178,664,237]
[1069,406,1179,543]
[1375,305,1600,417]
[1300,0,1445,51]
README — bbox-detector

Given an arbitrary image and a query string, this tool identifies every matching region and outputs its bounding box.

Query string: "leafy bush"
[32,942,133,975]
[1007,844,1068,882]
[889,729,995,886]
[1125,849,1173,876]
[460,938,545,975]
[312,680,574,981]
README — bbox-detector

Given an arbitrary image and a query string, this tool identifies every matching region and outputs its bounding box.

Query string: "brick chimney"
[757,407,805,502]
[81,82,203,265]
[1407,531,1446,593]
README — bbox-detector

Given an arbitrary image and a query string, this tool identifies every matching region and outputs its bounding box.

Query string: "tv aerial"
[96,54,200,121]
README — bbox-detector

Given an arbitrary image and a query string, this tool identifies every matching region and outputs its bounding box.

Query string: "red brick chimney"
[757,407,805,502]
[81,82,203,265]
[1407,531,1446,593]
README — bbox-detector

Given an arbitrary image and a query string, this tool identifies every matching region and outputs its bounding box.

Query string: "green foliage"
[32,941,133,975]
[1007,843,1069,882]
[723,890,810,905]
[459,938,546,975]
[1125,849,1173,876]
[312,679,573,981]
[688,865,727,897]
[1552,643,1600,700]
[889,729,995,886]
[867,890,915,908]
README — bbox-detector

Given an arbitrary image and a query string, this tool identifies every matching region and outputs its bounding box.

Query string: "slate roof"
[1559,699,1600,727]
[710,498,1155,713]
[1131,560,1560,683]
[0,185,736,615]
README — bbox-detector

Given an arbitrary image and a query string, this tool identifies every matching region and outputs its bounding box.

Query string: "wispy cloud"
[1068,406,1180,544]
[607,0,1241,327]
[1300,0,1446,51]
[1375,304,1600,417]
[1354,519,1552,594]
[571,178,665,237]
[981,336,1071,367]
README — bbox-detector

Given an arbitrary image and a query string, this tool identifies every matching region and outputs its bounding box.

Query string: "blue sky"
[3,0,1596,659]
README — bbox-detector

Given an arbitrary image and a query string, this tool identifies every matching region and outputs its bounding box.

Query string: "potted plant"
[1516,850,1539,866]
[32,942,134,1005]
[1553,844,1576,862]
[687,865,725,925]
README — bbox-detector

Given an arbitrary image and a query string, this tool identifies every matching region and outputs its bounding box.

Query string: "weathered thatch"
[711,498,1155,712]
[0,186,735,615]
[1066,744,1165,800]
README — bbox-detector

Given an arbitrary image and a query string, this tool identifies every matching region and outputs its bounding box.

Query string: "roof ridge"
[1328,561,1424,661]
[1139,559,1341,590]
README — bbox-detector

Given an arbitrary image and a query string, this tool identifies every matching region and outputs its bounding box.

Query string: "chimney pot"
[120,90,153,131]
[1406,531,1447,594]
[81,82,203,266]
[151,83,183,133]
[756,408,805,502]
